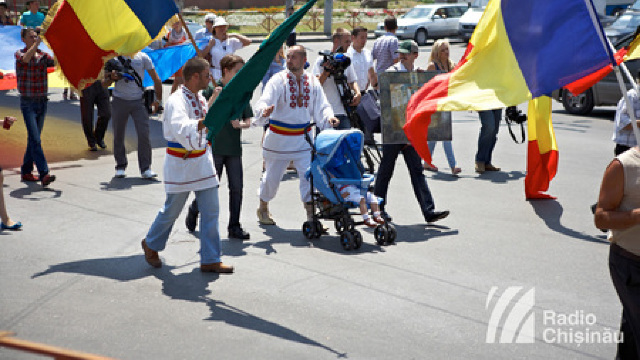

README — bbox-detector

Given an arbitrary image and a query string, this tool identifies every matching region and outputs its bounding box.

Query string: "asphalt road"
[0,38,625,359]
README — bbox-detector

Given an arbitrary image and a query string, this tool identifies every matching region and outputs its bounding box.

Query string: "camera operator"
[313,28,361,130]
[103,51,162,179]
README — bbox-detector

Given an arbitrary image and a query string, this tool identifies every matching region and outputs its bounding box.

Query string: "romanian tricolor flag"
[525,97,558,199]
[405,0,613,198]
[43,0,178,90]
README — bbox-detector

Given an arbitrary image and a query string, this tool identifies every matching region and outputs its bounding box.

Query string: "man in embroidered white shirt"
[253,45,339,225]
[141,57,233,274]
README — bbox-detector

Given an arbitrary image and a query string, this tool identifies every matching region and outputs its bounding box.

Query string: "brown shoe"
[485,164,501,171]
[141,239,162,268]
[200,262,234,274]
[475,162,485,174]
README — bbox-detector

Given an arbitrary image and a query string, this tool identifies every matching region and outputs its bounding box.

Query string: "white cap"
[204,13,216,22]
[214,17,229,27]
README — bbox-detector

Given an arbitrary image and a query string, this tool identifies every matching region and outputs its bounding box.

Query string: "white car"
[459,0,489,42]
[374,4,469,45]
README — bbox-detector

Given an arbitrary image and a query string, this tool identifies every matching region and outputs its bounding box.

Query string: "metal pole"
[324,0,332,35]
[178,13,204,59]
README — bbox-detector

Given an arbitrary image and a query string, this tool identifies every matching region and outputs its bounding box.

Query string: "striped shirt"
[614,89,640,147]
[372,32,399,74]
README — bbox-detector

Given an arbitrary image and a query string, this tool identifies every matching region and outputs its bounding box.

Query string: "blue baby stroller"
[303,126,397,250]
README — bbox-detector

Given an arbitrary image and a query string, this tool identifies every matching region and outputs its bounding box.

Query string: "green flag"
[204,0,318,142]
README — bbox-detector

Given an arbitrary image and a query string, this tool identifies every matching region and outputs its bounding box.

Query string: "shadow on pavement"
[473,170,525,184]
[9,182,62,200]
[100,177,161,191]
[31,255,346,358]
[529,199,608,244]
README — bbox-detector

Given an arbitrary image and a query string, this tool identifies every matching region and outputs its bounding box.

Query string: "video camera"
[318,48,351,76]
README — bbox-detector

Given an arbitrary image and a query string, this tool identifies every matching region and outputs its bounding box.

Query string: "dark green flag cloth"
[204,0,318,143]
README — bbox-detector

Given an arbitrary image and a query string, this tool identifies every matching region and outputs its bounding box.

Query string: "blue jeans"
[373,144,436,220]
[427,140,457,169]
[20,97,49,177]
[146,187,221,264]
[476,109,502,164]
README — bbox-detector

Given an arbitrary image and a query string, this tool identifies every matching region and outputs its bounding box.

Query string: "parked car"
[374,3,469,45]
[605,10,640,44]
[458,0,488,42]
[551,35,640,115]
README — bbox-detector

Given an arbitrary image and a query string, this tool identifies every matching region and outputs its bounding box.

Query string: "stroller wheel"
[386,224,397,244]
[352,230,363,249]
[340,231,354,250]
[313,220,324,238]
[374,225,388,246]
[302,221,316,239]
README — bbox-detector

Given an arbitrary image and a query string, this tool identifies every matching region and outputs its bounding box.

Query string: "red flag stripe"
[564,48,626,96]
[44,1,113,90]
[525,140,559,199]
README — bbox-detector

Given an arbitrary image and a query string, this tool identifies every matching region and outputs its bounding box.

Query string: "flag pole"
[607,38,640,147]
[178,13,204,59]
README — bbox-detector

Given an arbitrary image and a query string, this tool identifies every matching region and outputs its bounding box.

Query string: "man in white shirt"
[313,28,361,130]
[141,57,233,274]
[194,13,216,59]
[253,45,339,225]
[347,26,377,92]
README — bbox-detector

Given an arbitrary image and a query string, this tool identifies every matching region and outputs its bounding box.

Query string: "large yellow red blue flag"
[525,97,558,199]
[42,0,178,90]
[405,0,613,198]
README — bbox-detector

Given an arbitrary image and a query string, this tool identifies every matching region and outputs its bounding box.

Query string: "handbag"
[355,90,381,134]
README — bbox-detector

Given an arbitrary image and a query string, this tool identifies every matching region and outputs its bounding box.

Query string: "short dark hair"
[21,27,36,39]
[332,28,350,42]
[220,54,245,77]
[351,26,367,37]
[384,17,397,31]
[26,0,37,5]
[183,57,209,81]
[0,2,8,9]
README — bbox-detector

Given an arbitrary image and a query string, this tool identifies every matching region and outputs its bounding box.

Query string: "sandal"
[423,163,438,172]
[451,167,461,175]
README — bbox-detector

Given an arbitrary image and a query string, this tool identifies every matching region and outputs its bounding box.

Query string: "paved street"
[0,39,625,359]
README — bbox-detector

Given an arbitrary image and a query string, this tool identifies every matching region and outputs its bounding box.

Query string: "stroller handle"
[304,122,318,148]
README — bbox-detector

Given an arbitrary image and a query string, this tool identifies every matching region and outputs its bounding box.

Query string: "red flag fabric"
[564,48,627,96]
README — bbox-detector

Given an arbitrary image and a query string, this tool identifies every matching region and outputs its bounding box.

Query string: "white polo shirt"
[347,46,374,91]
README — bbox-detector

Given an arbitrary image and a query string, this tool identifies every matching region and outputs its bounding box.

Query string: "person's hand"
[231,119,241,129]
[329,117,340,127]
[261,105,275,118]
[207,86,223,107]
[350,91,361,107]
[108,70,122,81]
[151,100,162,114]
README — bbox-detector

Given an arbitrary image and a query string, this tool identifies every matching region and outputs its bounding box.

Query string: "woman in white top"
[424,39,461,175]
[166,18,188,93]
[207,17,251,82]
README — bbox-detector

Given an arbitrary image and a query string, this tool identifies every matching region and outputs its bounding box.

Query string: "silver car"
[374,4,469,45]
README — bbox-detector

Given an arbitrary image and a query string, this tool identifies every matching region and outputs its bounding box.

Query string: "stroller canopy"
[314,129,364,177]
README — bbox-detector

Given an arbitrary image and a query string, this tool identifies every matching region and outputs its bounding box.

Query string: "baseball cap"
[204,13,216,22]
[396,40,419,54]
[214,17,229,27]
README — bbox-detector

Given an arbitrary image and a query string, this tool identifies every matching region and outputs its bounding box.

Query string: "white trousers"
[259,156,311,203]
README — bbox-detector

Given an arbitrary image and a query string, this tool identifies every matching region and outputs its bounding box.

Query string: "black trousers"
[190,154,244,231]
[80,81,111,146]
[610,244,640,359]
[373,144,436,220]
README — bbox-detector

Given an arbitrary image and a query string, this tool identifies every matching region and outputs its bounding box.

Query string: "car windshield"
[402,7,434,19]
[632,0,640,11]
[610,13,640,29]
[471,0,490,9]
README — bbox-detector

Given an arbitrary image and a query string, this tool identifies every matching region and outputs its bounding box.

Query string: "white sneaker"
[114,169,126,178]
[141,169,158,179]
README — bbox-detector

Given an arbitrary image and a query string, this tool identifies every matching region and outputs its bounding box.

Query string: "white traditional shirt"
[253,70,335,160]
[162,86,219,193]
